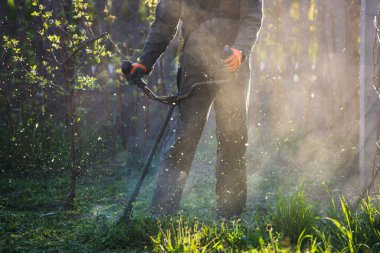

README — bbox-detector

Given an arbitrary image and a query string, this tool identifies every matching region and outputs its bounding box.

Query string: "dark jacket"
[139,0,263,69]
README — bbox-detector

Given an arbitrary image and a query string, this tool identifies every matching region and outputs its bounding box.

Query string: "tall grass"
[314,194,380,252]
[150,214,271,252]
[150,190,380,252]
[272,188,317,243]
[151,215,220,252]
[2,173,380,252]
[359,195,380,249]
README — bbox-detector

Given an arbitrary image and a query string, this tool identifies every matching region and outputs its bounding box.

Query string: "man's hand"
[125,63,149,79]
[224,46,244,72]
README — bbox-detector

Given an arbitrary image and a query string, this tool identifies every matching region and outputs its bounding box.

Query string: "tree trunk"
[359,0,379,191]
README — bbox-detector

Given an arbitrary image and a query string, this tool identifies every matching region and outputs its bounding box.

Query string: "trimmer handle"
[223,46,234,59]
[121,59,227,105]
[121,60,133,76]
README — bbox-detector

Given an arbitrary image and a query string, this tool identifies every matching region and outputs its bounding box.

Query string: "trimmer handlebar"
[121,60,227,105]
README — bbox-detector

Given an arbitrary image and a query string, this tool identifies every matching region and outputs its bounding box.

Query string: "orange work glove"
[224,46,244,72]
[128,63,148,79]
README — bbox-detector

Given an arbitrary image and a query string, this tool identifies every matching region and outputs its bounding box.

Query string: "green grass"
[273,187,317,243]
[1,162,379,252]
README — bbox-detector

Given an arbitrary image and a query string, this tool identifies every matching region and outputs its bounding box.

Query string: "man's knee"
[217,127,248,153]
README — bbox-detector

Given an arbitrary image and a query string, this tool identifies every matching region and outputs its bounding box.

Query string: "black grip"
[121,60,133,75]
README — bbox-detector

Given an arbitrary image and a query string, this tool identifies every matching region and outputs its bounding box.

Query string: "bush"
[0,116,120,177]
[0,116,68,175]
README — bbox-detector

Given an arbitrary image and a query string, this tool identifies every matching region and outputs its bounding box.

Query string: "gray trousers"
[151,68,249,218]
[151,19,250,218]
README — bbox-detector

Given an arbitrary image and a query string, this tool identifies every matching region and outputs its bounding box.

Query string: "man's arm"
[139,0,181,69]
[232,0,263,59]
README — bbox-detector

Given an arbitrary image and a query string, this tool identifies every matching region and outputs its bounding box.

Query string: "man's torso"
[177,0,243,76]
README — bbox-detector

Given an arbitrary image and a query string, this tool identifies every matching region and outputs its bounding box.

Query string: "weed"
[316,194,380,252]
[151,214,220,252]
[272,187,317,244]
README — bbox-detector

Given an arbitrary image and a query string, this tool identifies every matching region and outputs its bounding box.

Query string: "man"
[125,0,263,219]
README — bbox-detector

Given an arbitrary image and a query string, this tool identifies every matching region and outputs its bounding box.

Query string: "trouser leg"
[214,74,249,219]
[151,73,214,215]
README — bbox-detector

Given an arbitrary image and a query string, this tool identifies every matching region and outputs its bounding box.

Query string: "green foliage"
[0,116,68,174]
[144,0,159,22]
[2,0,112,98]
[0,177,66,211]
[2,36,24,62]
[295,230,321,253]
[7,0,14,8]
[273,187,317,243]
[0,115,119,175]
[151,215,219,252]
[152,214,277,252]
[79,215,158,250]
[75,75,98,90]
[1,168,380,252]
[359,195,380,247]
[30,0,111,78]
[315,195,380,252]
[1,0,115,178]
[324,197,358,253]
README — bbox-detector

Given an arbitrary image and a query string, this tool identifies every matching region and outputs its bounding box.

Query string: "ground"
[1,150,379,252]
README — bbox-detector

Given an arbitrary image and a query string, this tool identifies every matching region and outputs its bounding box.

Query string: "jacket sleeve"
[232,0,263,59]
[139,0,181,68]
